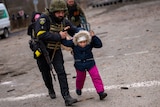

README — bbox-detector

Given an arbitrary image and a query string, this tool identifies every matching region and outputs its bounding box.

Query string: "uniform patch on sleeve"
[39,18,46,25]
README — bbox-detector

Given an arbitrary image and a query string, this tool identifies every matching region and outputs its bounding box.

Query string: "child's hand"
[63,26,70,31]
[90,30,95,37]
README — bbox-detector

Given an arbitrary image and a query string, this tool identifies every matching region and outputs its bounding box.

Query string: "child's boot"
[99,92,107,100]
[76,89,82,96]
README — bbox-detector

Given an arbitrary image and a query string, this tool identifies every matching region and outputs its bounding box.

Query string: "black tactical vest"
[47,16,66,50]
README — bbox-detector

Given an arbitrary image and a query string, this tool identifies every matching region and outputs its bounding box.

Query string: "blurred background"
[0,0,91,31]
[0,0,149,31]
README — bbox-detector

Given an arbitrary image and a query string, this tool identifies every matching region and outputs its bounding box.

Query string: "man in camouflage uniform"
[66,0,87,27]
[34,0,79,106]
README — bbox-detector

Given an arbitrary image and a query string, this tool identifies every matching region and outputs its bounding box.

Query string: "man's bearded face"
[54,11,65,21]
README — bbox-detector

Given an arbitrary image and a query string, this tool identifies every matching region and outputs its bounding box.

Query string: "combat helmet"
[49,0,68,12]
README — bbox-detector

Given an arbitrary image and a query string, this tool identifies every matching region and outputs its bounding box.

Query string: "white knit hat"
[77,36,87,42]
[73,30,91,45]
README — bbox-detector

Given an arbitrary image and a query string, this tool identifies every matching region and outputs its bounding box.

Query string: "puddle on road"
[121,87,129,90]
[0,63,4,66]
[0,71,15,76]
[0,70,27,79]
[7,89,15,92]
[136,95,142,98]
[10,72,27,77]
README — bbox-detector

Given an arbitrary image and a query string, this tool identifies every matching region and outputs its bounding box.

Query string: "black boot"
[76,89,82,96]
[64,95,77,106]
[99,92,107,100]
[48,89,56,99]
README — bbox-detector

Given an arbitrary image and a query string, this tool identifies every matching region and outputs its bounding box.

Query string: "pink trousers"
[76,65,104,93]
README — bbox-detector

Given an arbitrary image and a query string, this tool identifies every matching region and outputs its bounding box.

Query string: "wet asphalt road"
[0,1,160,107]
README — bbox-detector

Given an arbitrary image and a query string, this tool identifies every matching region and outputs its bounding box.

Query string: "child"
[62,30,107,100]
[27,12,41,38]
[27,12,41,58]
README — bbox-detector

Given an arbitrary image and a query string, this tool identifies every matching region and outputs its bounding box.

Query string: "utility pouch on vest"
[29,40,35,51]
[29,39,42,59]
[35,48,41,57]
[34,48,42,59]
